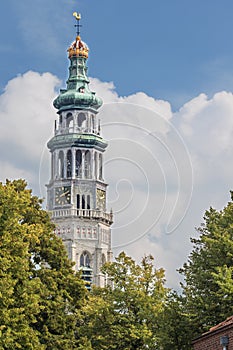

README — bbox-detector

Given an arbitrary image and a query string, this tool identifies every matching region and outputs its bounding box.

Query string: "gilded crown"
[68,35,89,59]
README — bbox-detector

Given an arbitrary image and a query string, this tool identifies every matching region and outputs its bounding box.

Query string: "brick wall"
[193,326,233,350]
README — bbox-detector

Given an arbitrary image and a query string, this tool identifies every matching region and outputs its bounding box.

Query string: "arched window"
[58,151,64,178]
[99,153,103,180]
[77,112,86,128]
[76,150,82,177]
[66,112,73,131]
[67,150,72,178]
[84,150,91,178]
[80,251,91,267]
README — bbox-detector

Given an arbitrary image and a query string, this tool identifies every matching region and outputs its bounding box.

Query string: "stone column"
[81,151,85,179]
[51,152,54,180]
[73,111,77,133]
[54,150,58,179]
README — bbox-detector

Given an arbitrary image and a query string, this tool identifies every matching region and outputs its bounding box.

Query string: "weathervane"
[73,12,82,36]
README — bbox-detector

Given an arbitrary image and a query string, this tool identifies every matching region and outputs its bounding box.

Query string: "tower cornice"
[47,133,107,152]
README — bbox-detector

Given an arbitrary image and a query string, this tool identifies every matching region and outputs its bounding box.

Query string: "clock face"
[55,186,71,205]
[96,189,105,210]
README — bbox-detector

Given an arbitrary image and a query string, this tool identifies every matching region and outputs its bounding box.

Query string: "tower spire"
[73,12,82,36]
[47,12,113,289]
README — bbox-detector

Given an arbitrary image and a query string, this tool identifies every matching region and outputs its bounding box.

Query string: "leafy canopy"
[0,179,86,349]
[78,252,168,350]
[179,192,233,336]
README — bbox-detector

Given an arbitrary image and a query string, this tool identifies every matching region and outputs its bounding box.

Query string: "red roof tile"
[209,316,233,333]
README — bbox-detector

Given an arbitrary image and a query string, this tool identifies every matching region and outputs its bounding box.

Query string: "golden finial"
[68,11,89,58]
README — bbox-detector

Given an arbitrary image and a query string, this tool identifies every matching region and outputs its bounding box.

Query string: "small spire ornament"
[73,12,82,36]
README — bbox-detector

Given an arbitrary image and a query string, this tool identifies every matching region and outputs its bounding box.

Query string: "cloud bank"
[1,71,233,288]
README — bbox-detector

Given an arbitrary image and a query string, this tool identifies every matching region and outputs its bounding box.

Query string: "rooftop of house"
[208,316,233,333]
[192,315,233,345]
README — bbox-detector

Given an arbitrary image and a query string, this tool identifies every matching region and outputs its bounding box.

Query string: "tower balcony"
[51,208,113,225]
[54,126,100,136]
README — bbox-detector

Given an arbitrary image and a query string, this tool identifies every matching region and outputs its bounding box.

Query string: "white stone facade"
[47,107,113,288]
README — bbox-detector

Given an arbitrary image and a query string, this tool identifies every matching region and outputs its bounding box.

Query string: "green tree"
[0,179,86,349]
[157,292,193,350]
[78,252,167,350]
[179,192,233,338]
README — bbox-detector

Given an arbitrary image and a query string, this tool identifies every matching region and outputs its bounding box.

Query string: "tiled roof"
[192,315,233,344]
[208,316,233,333]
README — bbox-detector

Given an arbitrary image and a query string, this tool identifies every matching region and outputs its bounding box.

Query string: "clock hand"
[60,190,70,197]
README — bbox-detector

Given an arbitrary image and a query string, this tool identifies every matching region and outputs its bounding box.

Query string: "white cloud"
[175,91,233,191]
[1,72,233,289]
[90,78,173,135]
[0,71,59,192]
[177,91,233,156]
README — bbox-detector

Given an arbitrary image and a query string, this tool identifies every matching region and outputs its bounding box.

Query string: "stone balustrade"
[51,208,113,224]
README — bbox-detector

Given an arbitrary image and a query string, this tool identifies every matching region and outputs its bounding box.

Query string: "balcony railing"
[55,127,99,136]
[51,208,113,224]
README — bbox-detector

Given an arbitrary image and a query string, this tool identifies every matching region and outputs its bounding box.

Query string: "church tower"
[46,13,113,288]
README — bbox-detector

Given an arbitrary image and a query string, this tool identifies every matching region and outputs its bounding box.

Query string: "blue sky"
[1,1,233,288]
[2,0,233,109]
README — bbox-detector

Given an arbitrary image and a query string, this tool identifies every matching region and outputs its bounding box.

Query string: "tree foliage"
[4,180,233,349]
[179,192,233,337]
[0,180,86,349]
[157,291,193,350]
[78,252,167,350]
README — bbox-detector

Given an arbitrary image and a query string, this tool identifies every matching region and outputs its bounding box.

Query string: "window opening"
[76,150,82,177]
[87,195,90,209]
[82,194,85,209]
[58,151,64,178]
[77,194,80,209]
[67,150,72,178]
[80,251,91,267]
[84,150,91,178]
[66,113,73,130]
[78,113,86,128]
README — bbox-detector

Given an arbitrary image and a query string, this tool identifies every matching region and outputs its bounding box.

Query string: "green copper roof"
[47,133,108,151]
[54,89,102,112]
[53,52,102,112]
